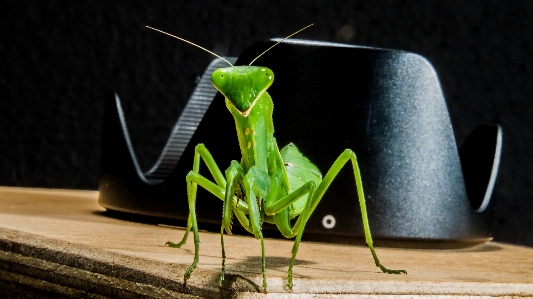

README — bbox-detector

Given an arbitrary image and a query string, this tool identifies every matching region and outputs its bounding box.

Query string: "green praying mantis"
[146,24,406,291]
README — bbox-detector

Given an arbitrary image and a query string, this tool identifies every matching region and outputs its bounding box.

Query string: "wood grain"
[0,187,532,298]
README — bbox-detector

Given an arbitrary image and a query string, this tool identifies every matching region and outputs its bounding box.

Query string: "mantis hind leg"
[264,179,317,289]
[305,149,407,275]
[285,182,316,290]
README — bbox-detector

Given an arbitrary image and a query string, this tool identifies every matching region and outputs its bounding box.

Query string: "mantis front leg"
[221,164,272,291]
[240,166,271,291]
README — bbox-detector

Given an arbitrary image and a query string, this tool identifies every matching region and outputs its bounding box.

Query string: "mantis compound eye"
[212,68,230,88]
[252,67,274,90]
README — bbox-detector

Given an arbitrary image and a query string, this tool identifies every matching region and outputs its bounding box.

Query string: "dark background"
[1,1,532,247]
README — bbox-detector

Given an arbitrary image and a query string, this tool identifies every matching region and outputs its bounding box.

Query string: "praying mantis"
[146,24,406,291]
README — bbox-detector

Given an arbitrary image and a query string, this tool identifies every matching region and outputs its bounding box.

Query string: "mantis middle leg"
[166,143,250,282]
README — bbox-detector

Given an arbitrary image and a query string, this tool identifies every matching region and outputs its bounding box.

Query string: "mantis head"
[145,24,313,115]
[211,66,274,113]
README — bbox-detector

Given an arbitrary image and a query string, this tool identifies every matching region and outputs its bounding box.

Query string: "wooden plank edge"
[0,186,99,199]
[0,228,219,298]
[1,228,533,297]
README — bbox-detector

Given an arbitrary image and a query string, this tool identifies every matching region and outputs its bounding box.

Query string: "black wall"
[1,1,532,247]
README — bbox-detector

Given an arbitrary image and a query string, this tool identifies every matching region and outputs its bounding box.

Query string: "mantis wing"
[280,143,322,216]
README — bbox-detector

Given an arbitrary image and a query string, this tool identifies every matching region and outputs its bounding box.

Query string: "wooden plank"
[0,186,532,298]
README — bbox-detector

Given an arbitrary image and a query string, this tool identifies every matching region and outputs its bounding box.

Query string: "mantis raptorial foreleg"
[222,160,244,235]
[219,161,243,285]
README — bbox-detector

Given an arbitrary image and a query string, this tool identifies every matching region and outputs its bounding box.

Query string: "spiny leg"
[219,227,226,286]
[219,161,246,286]
[309,149,407,275]
[243,167,271,291]
[222,161,245,235]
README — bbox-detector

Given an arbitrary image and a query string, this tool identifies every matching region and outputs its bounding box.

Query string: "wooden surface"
[0,187,532,298]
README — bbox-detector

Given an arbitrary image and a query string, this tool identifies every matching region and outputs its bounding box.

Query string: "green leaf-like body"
[280,143,322,215]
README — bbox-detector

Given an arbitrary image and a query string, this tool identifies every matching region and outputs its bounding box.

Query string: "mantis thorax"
[212,66,274,115]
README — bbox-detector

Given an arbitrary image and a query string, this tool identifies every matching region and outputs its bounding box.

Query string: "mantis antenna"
[145,26,234,67]
[146,24,314,68]
[248,23,314,66]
